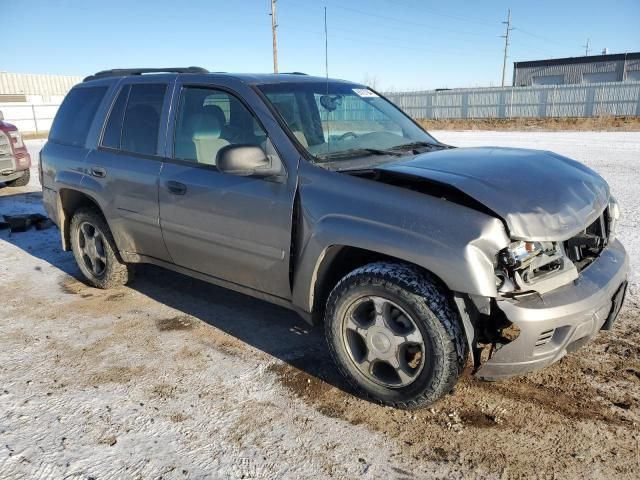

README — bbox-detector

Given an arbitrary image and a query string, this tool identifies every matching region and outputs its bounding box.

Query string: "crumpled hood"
[377,147,610,241]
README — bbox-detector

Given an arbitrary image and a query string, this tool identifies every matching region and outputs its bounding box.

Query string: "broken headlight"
[607,196,620,242]
[498,241,543,269]
[495,241,573,294]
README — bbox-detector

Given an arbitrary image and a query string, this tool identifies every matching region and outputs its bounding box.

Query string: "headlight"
[607,196,620,242]
[498,240,543,269]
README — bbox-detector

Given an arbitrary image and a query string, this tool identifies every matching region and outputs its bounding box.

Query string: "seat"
[189,112,229,166]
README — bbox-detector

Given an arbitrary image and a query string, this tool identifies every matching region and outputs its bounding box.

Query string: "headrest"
[188,111,222,138]
[203,104,226,127]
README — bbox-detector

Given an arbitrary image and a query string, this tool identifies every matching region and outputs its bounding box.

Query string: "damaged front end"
[494,198,618,298]
[462,197,626,381]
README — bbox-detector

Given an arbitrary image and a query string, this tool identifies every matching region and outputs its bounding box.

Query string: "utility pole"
[583,37,591,56]
[271,0,278,74]
[500,9,512,87]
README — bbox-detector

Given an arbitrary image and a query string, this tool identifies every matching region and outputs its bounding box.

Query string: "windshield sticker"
[352,88,379,98]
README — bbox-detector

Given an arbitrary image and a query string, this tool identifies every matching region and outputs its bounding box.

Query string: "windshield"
[258,82,438,165]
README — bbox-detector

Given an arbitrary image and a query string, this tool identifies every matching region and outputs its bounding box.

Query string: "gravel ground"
[1,133,639,479]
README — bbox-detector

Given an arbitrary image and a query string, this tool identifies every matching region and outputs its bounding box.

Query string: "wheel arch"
[57,188,104,251]
[306,244,454,324]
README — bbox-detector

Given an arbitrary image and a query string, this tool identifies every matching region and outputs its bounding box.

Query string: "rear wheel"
[325,262,466,409]
[6,169,30,187]
[70,207,131,289]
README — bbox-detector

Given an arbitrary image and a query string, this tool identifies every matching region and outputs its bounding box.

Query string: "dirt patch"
[106,292,127,302]
[417,116,640,132]
[88,365,146,385]
[60,276,92,295]
[156,315,195,331]
[459,411,501,428]
[150,383,180,400]
[98,435,117,447]
[267,363,334,400]
[169,412,188,423]
[269,307,640,478]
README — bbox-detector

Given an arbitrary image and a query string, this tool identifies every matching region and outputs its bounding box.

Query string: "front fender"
[291,212,509,313]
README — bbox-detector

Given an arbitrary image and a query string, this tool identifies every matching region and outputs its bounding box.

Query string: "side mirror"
[217,144,283,180]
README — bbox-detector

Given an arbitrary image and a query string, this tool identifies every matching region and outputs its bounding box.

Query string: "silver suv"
[41,67,628,408]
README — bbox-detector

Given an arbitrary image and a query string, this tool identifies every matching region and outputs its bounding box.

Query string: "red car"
[0,111,31,187]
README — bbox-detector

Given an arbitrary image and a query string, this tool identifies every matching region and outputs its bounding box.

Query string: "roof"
[514,52,640,69]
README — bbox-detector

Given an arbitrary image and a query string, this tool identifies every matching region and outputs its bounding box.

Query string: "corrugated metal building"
[0,72,82,103]
[513,52,640,86]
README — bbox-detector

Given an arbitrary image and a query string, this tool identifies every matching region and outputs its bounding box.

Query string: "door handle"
[166,180,187,195]
[90,166,107,178]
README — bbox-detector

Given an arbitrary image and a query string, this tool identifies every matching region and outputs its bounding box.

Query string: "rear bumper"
[477,239,629,380]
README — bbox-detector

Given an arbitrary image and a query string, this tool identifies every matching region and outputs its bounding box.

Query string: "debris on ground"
[2,213,54,233]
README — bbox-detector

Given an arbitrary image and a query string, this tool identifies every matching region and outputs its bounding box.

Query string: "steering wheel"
[338,131,358,141]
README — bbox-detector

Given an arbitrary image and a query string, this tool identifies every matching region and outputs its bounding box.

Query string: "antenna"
[324,7,329,83]
[500,8,513,87]
[271,0,278,73]
[583,37,591,56]
[324,6,330,155]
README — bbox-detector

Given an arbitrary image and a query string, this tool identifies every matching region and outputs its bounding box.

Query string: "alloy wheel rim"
[78,221,107,277]
[341,295,426,388]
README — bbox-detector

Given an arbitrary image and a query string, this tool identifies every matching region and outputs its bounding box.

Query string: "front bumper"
[0,153,31,182]
[477,239,629,380]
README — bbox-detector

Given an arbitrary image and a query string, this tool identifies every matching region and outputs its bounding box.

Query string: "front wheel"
[70,207,131,289]
[325,262,466,409]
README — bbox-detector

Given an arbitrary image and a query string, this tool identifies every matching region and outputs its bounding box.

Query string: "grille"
[535,328,555,347]
[563,210,608,271]
[0,131,15,173]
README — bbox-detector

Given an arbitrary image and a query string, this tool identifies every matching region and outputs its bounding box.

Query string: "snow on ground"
[1,133,639,479]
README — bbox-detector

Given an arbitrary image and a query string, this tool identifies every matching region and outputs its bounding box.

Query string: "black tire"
[6,169,30,187]
[325,262,466,409]
[70,207,131,289]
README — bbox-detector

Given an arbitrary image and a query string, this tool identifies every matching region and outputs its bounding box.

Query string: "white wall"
[0,102,60,132]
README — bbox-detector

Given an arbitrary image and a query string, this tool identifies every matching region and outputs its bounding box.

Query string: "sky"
[3,0,639,91]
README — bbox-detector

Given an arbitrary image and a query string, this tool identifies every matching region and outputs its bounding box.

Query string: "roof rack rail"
[83,66,209,82]
[284,72,308,75]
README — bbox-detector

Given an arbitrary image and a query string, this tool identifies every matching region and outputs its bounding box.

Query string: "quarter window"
[50,87,107,147]
[174,87,267,165]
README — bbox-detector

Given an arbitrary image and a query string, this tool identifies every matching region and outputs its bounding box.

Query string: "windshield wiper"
[390,141,443,151]
[315,147,403,161]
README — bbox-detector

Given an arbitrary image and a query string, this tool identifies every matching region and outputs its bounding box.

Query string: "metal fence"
[2,81,640,134]
[385,81,640,119]
[0,103,59,133]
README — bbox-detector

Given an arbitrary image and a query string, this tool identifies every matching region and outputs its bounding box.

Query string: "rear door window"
[50,86,107,147]
[101,83,167,156]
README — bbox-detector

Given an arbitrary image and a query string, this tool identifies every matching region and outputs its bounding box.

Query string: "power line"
[385,0,497,27]
[500,9,513,87]
[279,0,495,39]
[278,24,495,57]
[514,27,576,50]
